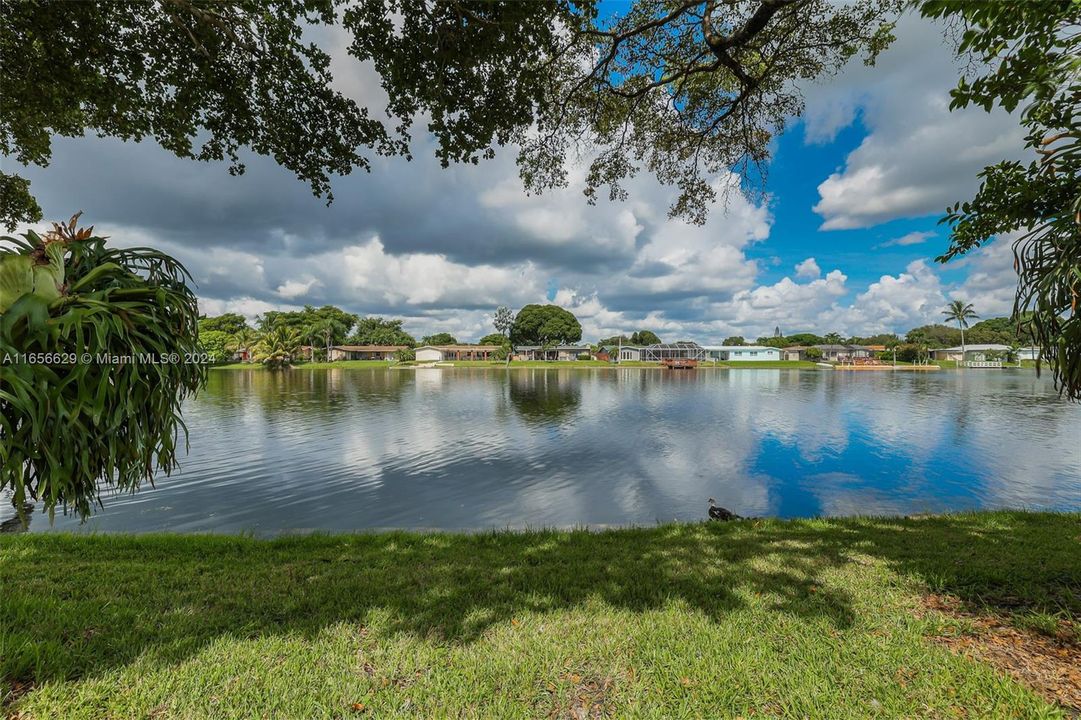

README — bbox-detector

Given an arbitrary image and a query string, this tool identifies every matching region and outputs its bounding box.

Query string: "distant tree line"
[199,298,1037,369]
[597,330,662,347]
[196,302,593,365]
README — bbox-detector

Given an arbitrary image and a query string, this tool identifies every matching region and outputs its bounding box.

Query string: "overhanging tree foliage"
[0,0,396,230]
[922,0,1080,398]
[1,0,901,230]
[0,215,206,518]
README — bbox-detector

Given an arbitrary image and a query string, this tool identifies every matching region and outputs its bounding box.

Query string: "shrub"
[1,215,205,518]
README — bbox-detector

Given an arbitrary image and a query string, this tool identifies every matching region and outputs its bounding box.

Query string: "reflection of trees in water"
[207,368,411,418]
[508,370,581,423]
[0,502,34,533]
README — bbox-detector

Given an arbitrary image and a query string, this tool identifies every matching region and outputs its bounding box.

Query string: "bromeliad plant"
[0,214,206,519]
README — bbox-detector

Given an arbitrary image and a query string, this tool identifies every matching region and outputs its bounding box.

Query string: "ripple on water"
[3,368,1079,534]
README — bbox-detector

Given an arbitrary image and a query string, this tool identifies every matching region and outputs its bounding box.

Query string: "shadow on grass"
[0,511,1077,685]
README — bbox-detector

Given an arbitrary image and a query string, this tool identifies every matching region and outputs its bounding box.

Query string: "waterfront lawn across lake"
[209,360,823,370]
[212,360,398,370]
[2,511,1078,718]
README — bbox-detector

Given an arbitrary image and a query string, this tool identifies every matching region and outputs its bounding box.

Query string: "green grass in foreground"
[2,511,1078,718]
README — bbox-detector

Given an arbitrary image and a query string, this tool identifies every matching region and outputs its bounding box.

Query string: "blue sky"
[11,11,1024,343]
[759,115,951,291]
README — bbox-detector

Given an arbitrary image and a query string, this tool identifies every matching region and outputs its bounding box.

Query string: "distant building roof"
[701,345,779,351]
[937,344,1011,352]
[782,345,809,350]
[644,342,702,349]
[515,345,590,351]
[416,344,502,351]
[331,345,408,352]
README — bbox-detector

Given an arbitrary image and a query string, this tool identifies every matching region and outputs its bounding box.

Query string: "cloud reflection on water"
[4,368,1078,535]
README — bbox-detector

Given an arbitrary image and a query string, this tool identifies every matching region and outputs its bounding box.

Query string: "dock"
[661,359,698,369]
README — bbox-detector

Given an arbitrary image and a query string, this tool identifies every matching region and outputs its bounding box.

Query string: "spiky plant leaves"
[0,216,206,519]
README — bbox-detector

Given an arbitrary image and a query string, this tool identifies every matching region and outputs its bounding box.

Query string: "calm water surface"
[5,367,1080,534]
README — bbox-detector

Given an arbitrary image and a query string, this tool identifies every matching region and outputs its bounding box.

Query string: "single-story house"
[616,346,642,362]
[328,344,407,361]
[639,342,706,362]
[594,346,613,362]
[781,345,808,361]
[931,344,1010,362]
[512,345,591,361]
[813,344,873,362]
[1017,346,1039,361]
[415,344,500,362]
[701,345,782,362]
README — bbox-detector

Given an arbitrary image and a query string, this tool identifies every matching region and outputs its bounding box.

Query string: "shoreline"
[210,360,1035,372]
[3,510,1077,717]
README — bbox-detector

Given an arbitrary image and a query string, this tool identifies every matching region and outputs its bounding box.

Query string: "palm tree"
[314,318,340,362]
[228,327,259,362]
[942,300,978,367]
[823,332,843,344]
[253,325,301,370]
[1007,341,1022,367]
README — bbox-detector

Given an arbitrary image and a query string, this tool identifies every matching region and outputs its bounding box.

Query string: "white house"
[701,345,782,362]
[616,346,642,362]
[415,345,500,362]
[328,344,407,361]
[931,344,1010,362]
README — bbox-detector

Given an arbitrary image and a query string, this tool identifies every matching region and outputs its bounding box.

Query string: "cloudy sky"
[12,10,1024,344]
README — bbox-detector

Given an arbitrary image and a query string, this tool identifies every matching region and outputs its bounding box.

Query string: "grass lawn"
[2,511,1078,719]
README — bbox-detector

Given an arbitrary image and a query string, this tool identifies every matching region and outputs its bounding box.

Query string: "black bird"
[708,498,741,521]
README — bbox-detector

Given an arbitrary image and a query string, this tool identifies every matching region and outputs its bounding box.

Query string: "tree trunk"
[960,322,965,369]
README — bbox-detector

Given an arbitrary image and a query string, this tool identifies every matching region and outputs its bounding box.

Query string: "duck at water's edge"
[708,498,741,521]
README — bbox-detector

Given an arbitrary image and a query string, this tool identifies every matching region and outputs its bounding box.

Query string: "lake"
[4,367,1080,534]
